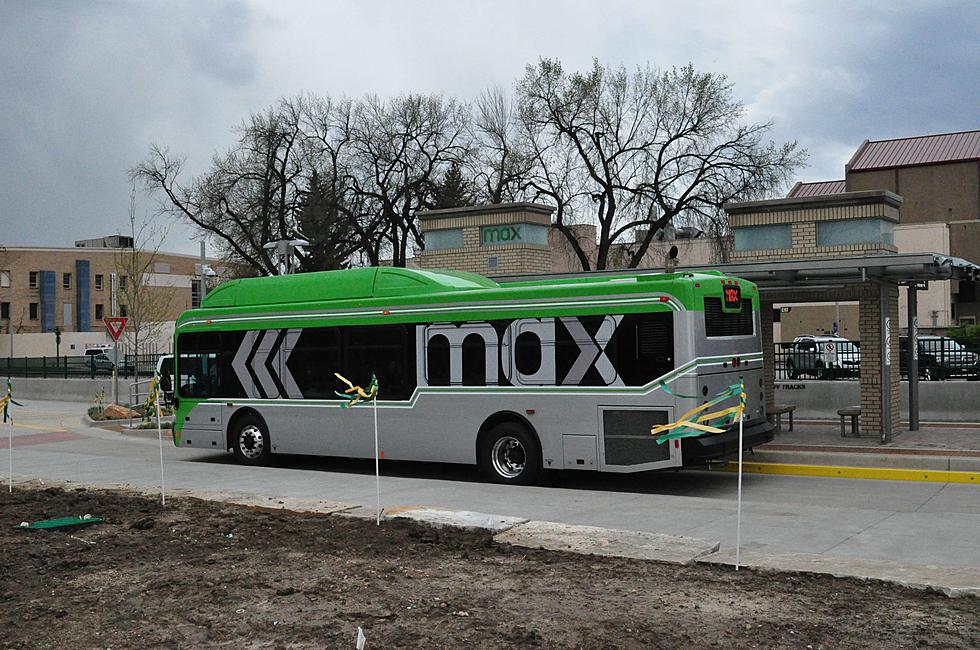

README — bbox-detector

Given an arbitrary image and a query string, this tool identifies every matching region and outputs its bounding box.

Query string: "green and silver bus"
[170,267,773,484]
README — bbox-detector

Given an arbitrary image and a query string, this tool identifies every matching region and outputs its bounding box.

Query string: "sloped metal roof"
[787,180,846,198]
[848,130,980,171]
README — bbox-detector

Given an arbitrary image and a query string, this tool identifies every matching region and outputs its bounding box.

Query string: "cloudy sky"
[1,0,977,255]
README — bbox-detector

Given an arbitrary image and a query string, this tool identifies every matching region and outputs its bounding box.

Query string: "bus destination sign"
[723,284,742,311]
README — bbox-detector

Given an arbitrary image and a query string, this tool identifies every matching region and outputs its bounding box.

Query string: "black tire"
[230,413,272,466]
[786,360,798,380]
[478,422,541,486]
[815,361,831,380]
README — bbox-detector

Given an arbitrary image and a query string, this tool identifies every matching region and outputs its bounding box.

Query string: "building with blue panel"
[75,259,91,331]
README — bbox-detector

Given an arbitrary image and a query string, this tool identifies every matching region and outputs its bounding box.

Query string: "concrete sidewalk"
[752,420,980,472]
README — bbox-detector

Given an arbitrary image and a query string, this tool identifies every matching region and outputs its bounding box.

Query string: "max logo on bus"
[424,316,623,387]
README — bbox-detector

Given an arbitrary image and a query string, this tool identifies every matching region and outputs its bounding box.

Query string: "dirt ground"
[1,487,977,649]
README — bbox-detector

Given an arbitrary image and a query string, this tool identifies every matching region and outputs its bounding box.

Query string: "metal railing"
[774,339,980,381]
[1,354,161,380]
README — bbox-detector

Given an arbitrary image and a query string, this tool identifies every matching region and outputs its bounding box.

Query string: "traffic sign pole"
[103,318,128,405]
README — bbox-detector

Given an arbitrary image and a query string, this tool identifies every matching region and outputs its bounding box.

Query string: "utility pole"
[199,241,208,301]
[194,241,216,307]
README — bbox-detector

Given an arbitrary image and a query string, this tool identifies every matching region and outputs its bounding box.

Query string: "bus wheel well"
[476,412,540,459]
[226,408,267,451]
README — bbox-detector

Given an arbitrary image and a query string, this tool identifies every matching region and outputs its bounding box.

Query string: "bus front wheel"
[230,413,271,466]
[479,423,541,486]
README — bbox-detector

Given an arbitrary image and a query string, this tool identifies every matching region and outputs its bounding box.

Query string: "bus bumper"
[681,418,774,465]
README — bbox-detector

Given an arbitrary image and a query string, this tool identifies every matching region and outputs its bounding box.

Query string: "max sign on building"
[480,224,525,245]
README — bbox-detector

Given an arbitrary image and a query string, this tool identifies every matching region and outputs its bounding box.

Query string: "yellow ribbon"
[334,373,379,408]
[143,375,160,425]
[650,383,747,441]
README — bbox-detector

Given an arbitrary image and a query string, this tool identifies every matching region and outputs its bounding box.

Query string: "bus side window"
[426,334,451,386]
[177,332,221,398]
[285,327,341,399]
[461,334,486,386]
[343,325,417,400]
[614,313,674,386]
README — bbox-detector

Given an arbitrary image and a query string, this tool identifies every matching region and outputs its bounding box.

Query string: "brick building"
[0,237,224,355]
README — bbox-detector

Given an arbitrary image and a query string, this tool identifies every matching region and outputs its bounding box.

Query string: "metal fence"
[775,338,980,381]
[1,354,161,380]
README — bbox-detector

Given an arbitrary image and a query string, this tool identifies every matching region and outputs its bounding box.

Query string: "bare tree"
[132,97,310,275]
[115,185,175,377]
[135,93,470,271]
[300,95,388,266]
[470,87,533,204]
[517,59,806,270]
[345,94,470,266]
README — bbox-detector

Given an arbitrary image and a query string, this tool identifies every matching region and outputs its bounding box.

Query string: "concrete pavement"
[3,400,980,574]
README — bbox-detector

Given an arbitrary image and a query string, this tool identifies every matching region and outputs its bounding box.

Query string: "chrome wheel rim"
[491,436,526,479]
[238,424,264,460]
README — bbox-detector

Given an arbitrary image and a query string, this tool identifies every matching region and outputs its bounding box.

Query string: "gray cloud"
[1,0,976,254]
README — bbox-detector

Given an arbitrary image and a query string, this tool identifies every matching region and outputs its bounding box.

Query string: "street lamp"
[194,263,216,302]
[262,239,309,275]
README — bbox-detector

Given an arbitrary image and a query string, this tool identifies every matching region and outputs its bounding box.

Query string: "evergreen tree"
[434,162,472,209]
[297,170,353,271]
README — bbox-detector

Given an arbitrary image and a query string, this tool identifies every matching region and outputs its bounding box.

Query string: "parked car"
[84,345,113,358]
[72,352,135,375]
[900,336,980,381]
[785,335,861,379]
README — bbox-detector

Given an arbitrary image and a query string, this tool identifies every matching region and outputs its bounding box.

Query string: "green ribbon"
[1,378,24,423]
[334,373,379,408]
[653,378,746,444]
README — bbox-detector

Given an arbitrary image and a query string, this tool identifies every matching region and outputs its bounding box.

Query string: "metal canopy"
[699,253,980,290]
[494,252,980,288]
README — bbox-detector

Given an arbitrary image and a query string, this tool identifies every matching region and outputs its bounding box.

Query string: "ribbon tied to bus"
[1,379,24,423]
[334,373,379,408]
[651,378,746,444]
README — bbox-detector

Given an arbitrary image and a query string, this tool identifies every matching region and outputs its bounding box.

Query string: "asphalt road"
[5,400,979,569]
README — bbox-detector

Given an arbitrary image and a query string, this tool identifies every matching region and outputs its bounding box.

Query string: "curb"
[699,549,980,598]
[723,460,980,484]
[752,447,980,471]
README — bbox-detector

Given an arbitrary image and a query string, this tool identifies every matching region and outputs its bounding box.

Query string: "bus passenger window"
[515,332,542,376]
[343,325,417,400]
[285,327,341,399]
[426,334,450,386]
[461,334,486,386]
[611,313,674,386]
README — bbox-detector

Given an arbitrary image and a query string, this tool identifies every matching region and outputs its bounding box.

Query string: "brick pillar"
[858,284,900,436]
[761,300,775,413]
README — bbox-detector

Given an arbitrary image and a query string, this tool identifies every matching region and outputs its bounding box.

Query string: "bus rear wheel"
[230,414,271,466]
[479,423,541,486]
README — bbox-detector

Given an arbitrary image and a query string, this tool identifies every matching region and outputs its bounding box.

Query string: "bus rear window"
[704,298,753,337]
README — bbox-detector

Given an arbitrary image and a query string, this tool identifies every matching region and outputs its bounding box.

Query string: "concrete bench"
[769,404,796,433]
[838,406,861,438]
